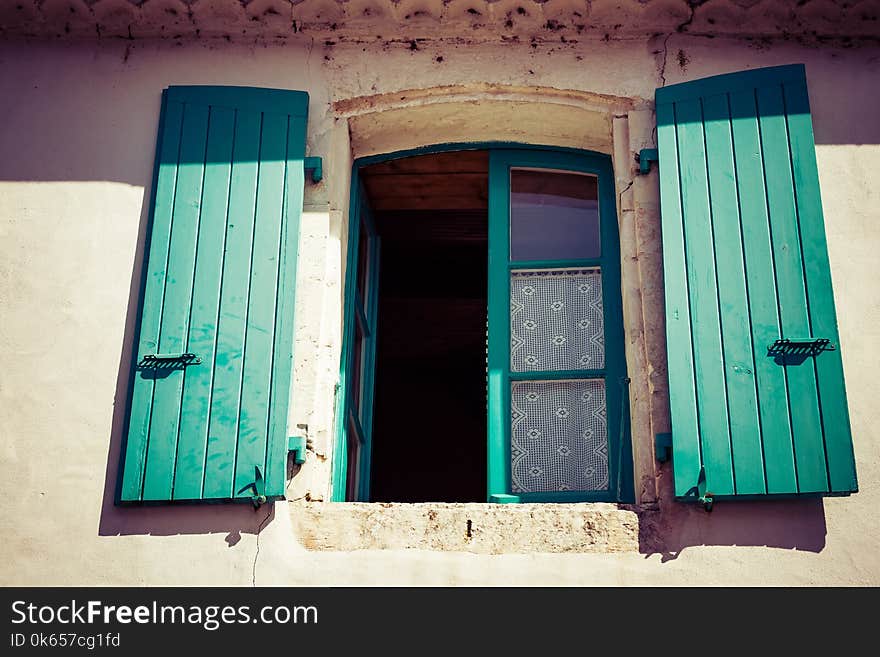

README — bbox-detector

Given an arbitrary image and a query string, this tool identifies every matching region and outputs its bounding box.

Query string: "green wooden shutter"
[119,86,308,503]
[656,64,857,500]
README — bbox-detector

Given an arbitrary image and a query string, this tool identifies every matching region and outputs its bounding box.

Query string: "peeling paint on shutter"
[118,86,308,503]
[656,65,857,500]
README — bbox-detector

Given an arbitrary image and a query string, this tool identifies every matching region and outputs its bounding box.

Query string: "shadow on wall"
[28,47,858,544]
[96,186,277,542]
[636,463,827,559]
[0,45,878,192]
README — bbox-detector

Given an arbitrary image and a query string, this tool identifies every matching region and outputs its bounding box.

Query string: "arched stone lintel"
[336,84,649,159]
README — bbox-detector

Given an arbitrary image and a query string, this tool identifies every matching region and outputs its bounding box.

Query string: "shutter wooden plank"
[756,86,828,493]
[233,113,288,499]
[202,109,261,499]
[656,103,702,498]
[142,103,210,501]
[703,93,765,495]
[658,66,857,500]
[264,117,306,496]
[172,106,235,500]
[676,98,735,496]
[656,66,811,105]
[166,86,307,117]
[120,97,184,502]
[729,89,797,494]
[783,81,857,493]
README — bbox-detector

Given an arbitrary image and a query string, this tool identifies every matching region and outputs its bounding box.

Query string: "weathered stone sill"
[290,501,640,553]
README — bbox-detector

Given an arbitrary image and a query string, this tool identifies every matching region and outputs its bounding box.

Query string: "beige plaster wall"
[0,34,878,585]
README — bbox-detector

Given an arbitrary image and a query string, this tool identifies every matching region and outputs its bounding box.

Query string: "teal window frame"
[333,180,381,502]
[333,143,633,503]
[488,149,632,503]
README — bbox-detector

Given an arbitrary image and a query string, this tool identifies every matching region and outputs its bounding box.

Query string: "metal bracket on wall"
[288,436,308,465]
[636,148,659,175]
[655,432,672,463]
[304,157,323,184]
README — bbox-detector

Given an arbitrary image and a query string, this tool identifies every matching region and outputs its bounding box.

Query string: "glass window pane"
[510,169,600,261]
[510,379,608,493]
[357,222,370,307]
[346,415,361,501]
[510,268,605,372]
[351,322,364,413]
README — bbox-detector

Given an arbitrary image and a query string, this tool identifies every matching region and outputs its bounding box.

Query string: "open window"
[334,146,632,504]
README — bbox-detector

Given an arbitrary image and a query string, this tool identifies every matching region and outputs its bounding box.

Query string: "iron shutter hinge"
[304,156,323,184]
[636,148,659,175]
[288,435,308,465]
[655,432,672,463]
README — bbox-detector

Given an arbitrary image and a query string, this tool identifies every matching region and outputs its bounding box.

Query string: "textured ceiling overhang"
[1,0,878,41]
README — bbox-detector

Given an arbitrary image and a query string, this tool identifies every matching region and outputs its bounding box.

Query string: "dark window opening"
[362,150,489,502]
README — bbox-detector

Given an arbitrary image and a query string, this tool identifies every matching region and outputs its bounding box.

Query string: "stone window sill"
[289,501,640,553]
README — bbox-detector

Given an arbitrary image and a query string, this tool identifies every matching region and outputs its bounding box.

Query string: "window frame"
[487,149,632,503]
[333,181,381,502]
[333,143,633,503]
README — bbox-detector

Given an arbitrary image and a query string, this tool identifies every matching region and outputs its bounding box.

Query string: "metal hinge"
[288,435,308,465]
[636,148,659,175]
[655,432,672,463]
[304,157,323,184]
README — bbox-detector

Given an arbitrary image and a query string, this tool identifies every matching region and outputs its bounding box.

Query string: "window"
[116,67,856,510]
[335,147,633,503]
[487,150,631,503]
[336,66,857,508]
[340,195,380,503]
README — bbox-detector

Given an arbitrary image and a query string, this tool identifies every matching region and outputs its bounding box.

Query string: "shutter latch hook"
[236,466,267,509]
[685,466,714,512]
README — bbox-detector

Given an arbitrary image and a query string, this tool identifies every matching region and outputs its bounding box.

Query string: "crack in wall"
[251,504,272,587]
[658,1,700,89]
[618,179,634,217]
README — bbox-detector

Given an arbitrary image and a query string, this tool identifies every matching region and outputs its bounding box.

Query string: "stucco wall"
[0,33,878,585]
